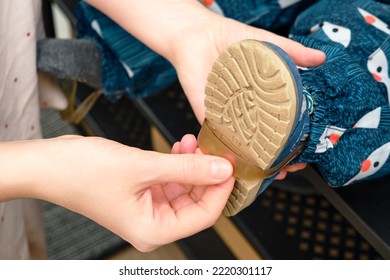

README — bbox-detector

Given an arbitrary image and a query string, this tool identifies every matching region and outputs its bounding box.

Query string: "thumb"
[148,152,233,185]
[252,28,326,67]
[278,39,326,67]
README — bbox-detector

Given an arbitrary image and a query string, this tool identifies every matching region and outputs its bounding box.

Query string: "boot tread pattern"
[204,40,298,216]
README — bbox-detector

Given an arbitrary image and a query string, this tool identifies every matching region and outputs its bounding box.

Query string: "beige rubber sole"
[198,40,298,216]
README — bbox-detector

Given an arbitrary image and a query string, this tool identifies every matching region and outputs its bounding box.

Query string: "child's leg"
[289,0,390,186]
[319,117,390,187]
[198,0,390,215]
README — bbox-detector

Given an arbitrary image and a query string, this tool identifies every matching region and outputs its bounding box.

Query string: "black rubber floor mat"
[43,201,125,259]
[234,184,383,259]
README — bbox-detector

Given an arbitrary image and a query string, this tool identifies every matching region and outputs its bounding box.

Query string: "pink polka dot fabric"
[0,0,47,259]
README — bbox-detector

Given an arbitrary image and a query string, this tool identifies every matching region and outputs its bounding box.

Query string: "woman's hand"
[85,0,322,178]
[86,0,325,122]
[0,135,234,252]
[167,12,326,122]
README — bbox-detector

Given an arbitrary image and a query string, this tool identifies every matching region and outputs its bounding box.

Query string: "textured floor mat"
[234,183,383,259]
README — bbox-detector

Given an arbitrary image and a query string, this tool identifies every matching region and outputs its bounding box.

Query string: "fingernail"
[211,160,231,179]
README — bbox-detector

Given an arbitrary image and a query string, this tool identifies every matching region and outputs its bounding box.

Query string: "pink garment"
[0,0,48,259]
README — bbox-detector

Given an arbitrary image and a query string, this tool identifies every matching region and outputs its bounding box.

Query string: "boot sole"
[198,40,299,216]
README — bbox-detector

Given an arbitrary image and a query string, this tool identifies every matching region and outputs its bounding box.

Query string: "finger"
[194,147,203,155]
[171,135,198,155]
[171,141,181,154]
[168,189,200,211]
[180,134,198,154]
[166,177,235,240]
[255,29,326,67]
[276,39,326,67]
[162,182,193,203]
[146,152,233,186]
[285,162,307,172]
[275,169,287,180]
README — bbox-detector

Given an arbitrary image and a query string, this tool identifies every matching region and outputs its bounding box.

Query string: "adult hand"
[166,8,322,177]
[0,135,234,252]
[168,13,326,122]
[86,0,321,177]
[87,0,325,123]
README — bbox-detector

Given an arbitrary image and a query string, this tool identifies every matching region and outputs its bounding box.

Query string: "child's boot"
[198,40,311,216]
